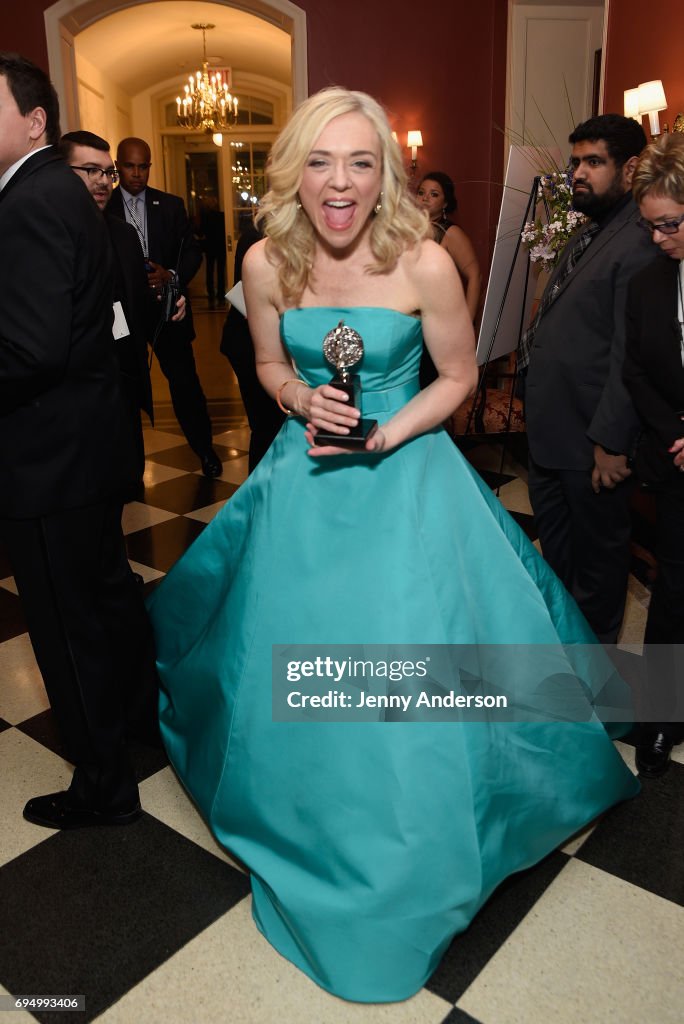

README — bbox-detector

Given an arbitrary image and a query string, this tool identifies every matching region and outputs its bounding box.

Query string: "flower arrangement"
[521,171,586,272]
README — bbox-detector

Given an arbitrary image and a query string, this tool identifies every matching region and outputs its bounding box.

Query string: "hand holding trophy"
[312,321,378,449]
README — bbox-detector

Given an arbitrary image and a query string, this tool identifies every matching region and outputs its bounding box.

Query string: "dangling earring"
[374,192,383,215]
[295,196,302,211]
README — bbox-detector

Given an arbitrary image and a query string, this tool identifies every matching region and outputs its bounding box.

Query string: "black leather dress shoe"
[200,448,222,478]
[23,791,142,830]
[635,732,674,778]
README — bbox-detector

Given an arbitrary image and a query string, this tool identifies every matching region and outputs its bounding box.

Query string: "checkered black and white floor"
[1,412,682,1024]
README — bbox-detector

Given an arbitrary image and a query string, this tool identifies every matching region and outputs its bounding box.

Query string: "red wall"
[1,0,507,269]
[303,0,508,266]
[604,0,683,129]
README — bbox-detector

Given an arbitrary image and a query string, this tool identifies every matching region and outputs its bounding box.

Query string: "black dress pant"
[118,371,146,496]
[0,501,153,810]
[528,458,633,643]
[221,310,285,471]
[642,478,684,740]
[153,325,213,456]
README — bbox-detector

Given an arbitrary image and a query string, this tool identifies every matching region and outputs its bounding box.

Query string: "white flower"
[520,169,586,269]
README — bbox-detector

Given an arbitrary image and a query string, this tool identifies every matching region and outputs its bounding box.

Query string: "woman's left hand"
[304,425,386,457]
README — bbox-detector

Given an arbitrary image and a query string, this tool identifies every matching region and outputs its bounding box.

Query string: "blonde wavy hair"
[633,132,684,204]
[256,86,430,306]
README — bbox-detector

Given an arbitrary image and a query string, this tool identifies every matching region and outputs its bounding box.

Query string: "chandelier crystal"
[176,23,238,133]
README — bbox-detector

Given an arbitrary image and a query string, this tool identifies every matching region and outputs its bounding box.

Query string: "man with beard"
[522,115,655,643]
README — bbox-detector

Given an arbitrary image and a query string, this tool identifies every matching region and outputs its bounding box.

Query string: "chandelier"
[176,23,238,133]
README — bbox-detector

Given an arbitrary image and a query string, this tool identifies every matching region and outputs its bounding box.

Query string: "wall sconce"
[638,80,667,138]
[623,88,641,122]
[406,130,423,172]
[212,132,223,147]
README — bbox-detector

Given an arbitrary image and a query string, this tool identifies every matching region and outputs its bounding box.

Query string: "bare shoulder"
[444,224,468,244]
[242,237,271,277]
[242,239,280,289]
[443,225,479,267]
[408,238,460,286]
[242,238,283,316]
[401,235,454,276]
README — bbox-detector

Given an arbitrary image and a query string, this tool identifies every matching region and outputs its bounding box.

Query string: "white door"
[508,3,605,160]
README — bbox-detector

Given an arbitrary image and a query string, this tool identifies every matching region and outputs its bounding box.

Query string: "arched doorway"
[43,0,306,285]
[44,0,307,133]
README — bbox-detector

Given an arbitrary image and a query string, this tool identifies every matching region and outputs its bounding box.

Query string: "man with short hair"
[109,136,222,477]
[0,54,149,828]
[60,129,154,494]
[523,114,656,644]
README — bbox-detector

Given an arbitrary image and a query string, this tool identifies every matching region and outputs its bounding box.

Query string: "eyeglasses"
[71,165,119,183]
[637,211,684,235]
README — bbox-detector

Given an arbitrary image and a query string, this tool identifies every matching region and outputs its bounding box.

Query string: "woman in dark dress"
[416,171,480,387]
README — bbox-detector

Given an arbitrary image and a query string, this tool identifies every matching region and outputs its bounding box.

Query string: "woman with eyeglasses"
[623,132,684,777]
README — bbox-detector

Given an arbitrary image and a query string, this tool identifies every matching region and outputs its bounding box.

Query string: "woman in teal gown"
[149,88,638,1003]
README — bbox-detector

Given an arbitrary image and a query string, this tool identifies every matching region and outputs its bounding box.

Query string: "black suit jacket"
[0,148,134,519]
[107,185,202,345]
[105,212,154,419]
[624,254,684,485]
[525,196,657,470]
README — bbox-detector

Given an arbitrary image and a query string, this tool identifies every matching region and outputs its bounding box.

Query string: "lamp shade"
[624,88,640,120]
[638,80,667,114]
[212,132,223,147]
[406,130,423,149]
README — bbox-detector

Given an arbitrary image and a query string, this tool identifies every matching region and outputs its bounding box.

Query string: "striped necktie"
[128,196,148,257]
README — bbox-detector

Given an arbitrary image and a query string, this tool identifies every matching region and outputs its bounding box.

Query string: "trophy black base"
[313,419,378,450]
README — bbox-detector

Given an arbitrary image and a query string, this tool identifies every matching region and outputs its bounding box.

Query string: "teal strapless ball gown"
[149,307,638,1003]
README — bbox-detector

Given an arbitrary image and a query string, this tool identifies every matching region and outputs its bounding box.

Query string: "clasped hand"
[591,444,631,492]
[146,260,172,290]
[145,263,186,321]
[303,383,385,456]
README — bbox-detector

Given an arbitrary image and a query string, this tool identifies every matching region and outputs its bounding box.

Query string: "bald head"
[116,137,151,196]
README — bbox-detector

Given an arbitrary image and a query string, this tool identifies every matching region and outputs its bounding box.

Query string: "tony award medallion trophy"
[313,320,378,449]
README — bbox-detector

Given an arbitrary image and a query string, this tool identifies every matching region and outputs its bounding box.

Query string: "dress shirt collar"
[0,145,52,193]
[119,185,147,206]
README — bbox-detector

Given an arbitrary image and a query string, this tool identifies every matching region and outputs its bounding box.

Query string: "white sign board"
[476,145,563,366]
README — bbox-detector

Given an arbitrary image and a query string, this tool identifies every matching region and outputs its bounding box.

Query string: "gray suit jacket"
[525,196,656,470]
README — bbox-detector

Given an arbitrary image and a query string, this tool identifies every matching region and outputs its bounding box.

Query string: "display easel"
[463,146,561,487]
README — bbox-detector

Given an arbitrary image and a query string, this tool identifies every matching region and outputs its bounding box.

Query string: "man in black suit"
[524,115,656,643]
[60,130,154,497]
[0,54,150,828]
[109,136,222,477]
